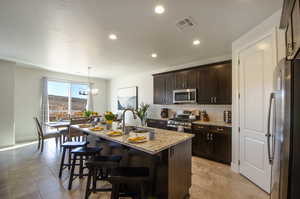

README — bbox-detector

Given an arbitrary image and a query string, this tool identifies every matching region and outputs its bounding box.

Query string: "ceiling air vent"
[176,16,197,31]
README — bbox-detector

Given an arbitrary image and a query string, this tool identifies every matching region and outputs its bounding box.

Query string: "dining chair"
[61,117,90,142]
[33,117,61,152]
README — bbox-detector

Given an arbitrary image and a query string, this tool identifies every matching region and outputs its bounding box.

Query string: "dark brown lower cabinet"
[192,125,232,164]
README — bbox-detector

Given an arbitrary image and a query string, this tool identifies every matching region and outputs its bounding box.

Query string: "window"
[48,81,89,121]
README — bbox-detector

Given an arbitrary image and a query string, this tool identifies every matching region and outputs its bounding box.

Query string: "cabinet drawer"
[192,125,209,132]
[209,126,229,134]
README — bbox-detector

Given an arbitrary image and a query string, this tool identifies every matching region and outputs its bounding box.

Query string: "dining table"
[46,121,70,129]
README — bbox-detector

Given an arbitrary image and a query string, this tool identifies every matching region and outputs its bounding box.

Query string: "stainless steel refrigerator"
[269,58,300,199]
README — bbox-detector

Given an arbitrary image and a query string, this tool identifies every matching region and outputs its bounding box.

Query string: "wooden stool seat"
[71,147,102,155]
[62,141,89,148]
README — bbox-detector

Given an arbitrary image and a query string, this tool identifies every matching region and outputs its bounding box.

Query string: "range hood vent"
[176,16,197,31]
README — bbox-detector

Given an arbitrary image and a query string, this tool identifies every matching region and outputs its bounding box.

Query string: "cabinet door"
[174,71,188,89]
[153,75,165,104]
[197,67,217,104]
[286,19,294,59]
[211,131,228,163]
[292,0,300,57]
[186,70,198,89]
[215,63,232,104]
[165,73,175,104]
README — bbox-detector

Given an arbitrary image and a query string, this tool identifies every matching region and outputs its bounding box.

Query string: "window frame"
[47,79,90,119]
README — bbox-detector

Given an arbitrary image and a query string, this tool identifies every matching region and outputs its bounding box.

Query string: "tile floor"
[0,139,269,199]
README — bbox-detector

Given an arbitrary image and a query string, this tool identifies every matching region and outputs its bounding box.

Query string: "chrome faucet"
[122,108,137,133]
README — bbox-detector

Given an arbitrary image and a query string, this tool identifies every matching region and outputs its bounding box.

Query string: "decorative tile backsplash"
[148,104,232,122]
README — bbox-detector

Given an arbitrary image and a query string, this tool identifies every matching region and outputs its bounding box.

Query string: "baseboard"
[231,162,239,173]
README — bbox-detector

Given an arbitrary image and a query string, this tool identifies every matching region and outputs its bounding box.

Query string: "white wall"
[0,61,108,145]
[107,55,232,125]
[13,65,107,143]
[231,9,285,172]
[0,60,15,147]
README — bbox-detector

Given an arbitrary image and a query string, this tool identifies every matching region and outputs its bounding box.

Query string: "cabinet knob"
[210,133,213,140]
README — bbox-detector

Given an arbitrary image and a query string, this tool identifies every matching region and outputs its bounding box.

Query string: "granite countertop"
[71,125,194,155]
[192,120,232,127]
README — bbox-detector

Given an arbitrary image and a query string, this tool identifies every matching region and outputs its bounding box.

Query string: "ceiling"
[0,0,282,79]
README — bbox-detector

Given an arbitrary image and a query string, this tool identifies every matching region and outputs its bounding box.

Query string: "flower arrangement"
[104,111,116,122]
[136,103,150,126]
[84,110,93,117]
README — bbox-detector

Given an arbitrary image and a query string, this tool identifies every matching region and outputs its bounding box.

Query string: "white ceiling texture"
[0,0,282,79]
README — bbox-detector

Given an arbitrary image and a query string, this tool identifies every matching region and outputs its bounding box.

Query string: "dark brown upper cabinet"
[153,75,166,105]
[215,63,232,104]
[153,73,174,105]
[281,0,300,60]
[197,63,232,104]
[165,73,175,104]
[292,0,300,58]
[174,70,198,89]
[153,60,232,105]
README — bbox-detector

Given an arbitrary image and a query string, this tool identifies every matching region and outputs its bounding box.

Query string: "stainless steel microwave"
[173,89,197,104]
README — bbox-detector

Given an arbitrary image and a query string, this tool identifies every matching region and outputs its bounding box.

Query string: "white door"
[239,34,276,193]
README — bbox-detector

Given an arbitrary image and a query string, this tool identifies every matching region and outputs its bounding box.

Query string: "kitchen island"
[71,125,194,199]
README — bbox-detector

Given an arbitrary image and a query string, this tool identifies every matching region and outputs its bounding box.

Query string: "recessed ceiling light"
[151,53,158,58]
[155,5,165,14]
[109,34,117,40]
[193,40,200,45]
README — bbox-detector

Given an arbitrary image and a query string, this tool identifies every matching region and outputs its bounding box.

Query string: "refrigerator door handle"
[266,92,275,164]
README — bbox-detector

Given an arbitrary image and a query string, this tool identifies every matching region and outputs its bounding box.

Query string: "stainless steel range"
[167,111,197,132]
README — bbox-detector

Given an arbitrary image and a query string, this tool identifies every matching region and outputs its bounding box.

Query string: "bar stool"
[108,167,151,199]
[68,146,102,190]
[84,155,122,199]
[58,141,89,178]
[96,139,123,155]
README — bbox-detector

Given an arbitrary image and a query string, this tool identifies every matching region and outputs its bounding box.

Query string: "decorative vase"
[140,118,147,127]
[106,120,113,130]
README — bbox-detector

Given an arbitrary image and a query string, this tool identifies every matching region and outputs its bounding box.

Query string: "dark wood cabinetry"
[174,70,198,90]
[281,0,300,59]
[153,73,174,105]
[192,124,232,164]
[197,63,232,104]
[153,75,166,105]
[146,119,232,165]
[153,60,232,105]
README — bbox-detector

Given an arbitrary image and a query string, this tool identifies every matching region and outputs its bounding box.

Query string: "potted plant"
[84,110,93,118]
[104,111,116,129]
[136,103,150,126]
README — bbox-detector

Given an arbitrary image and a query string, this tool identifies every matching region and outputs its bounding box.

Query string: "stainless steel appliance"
[173,89,197,104]
[269,59,300,199]
[167,111,197,132]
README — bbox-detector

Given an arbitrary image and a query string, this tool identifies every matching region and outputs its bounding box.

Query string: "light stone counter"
[192,120,232,127]
[71,125,194,155]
